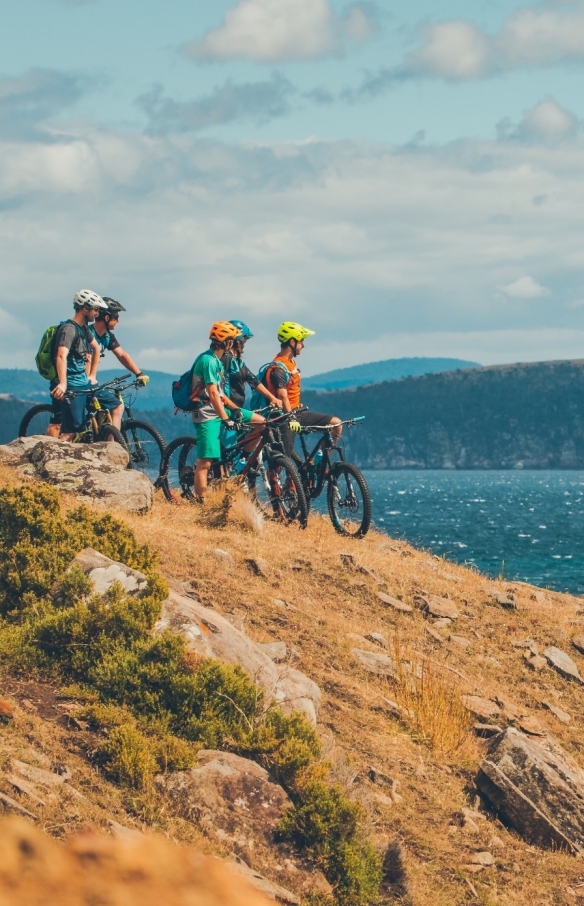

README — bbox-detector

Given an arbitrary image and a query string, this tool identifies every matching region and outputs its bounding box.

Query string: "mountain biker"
[263,322,342,459]
[50,290,123,442]
[90,297,150,430]
[220,320,281,451]
[191,322,265,501]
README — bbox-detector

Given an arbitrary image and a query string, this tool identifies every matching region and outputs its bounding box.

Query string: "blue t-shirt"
[90,325,121,358]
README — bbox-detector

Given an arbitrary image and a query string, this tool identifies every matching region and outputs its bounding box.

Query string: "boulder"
[71,548,149,597]
[352,648,394,677]
[156,750,292,850]
[155,591,321,725]
[0,437,153,513]
[376,592,413,614]
[462,696,501,722]
[543,646,584,685]
[476,727,584,852]
[572,635,584,656]
[542,701,571,725]
[422,595,460,620]
[226,861,300,905]
[261,642,288,663]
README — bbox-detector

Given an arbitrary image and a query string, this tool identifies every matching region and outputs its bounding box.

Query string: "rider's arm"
[52,346,69,399]
[257,382,281,406]
[87,338,100,384]
[112,346,141,376]
[277,386,291,414]
[207,383,229,420]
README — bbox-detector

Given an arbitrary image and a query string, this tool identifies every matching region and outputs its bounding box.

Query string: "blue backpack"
[249,361,290,410]
[171,354,205,413]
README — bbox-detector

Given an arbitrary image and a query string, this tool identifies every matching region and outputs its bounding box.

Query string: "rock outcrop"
[476,728,584,853]
[155,591,322,725]
[0,437,153,513]
[72,552,322,725]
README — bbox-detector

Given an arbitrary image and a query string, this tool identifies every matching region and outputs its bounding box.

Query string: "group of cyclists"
[46,289,342,502]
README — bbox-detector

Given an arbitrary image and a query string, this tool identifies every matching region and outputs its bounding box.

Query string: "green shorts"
[195,409,254,460]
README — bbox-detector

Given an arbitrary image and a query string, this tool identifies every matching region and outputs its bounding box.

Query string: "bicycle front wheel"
[157,436,197,503]
[19,404,53,437]
[254,454,308,527]
[122,418,165,479]
[327,462,371,538]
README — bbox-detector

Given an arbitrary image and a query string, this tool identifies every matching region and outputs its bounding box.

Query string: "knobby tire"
[261,453,309,527]
[19,403,53,437]
[122,418,165,476]
[157,435,197,503]
[327,461,371,538]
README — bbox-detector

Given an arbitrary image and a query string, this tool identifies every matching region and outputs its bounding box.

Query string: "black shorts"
[280,410,335,458]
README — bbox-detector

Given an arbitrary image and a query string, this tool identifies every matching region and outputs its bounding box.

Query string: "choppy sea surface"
[358,470,584,595]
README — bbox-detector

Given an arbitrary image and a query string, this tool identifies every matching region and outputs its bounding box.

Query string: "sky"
[1,0,584,376]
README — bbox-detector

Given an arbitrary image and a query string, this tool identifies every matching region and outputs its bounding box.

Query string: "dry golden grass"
[3,463,584,904]
[388,636,475,755]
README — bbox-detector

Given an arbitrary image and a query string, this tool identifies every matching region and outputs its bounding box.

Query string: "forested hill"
[302,356,479,391]
[302,360,584,470]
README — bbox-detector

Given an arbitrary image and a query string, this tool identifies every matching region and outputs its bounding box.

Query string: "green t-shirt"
[191,349,226,423]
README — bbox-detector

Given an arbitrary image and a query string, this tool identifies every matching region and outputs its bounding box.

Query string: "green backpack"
[35,325,59,381]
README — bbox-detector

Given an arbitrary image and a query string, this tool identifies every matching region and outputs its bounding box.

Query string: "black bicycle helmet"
[102,297,127,315]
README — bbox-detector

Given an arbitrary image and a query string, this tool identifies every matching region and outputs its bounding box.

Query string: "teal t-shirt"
[53,320,93,390]
[90,325,121,358]
[191,349,225,423]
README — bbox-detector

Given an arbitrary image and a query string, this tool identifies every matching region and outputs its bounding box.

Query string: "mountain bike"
[18,375,165,475]
[295,418,372,537]
[156,408,308,526]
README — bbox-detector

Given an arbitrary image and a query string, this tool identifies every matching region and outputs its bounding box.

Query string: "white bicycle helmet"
[73,289,108,310]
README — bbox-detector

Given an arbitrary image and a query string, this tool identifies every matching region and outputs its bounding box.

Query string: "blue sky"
[1,0,584,374]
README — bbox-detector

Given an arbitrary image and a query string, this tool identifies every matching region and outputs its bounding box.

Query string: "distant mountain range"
[302,357,479,391]
[6,360,584,471]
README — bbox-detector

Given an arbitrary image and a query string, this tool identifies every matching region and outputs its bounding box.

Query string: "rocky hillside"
[2,438,584,904]
[303,359,584,469]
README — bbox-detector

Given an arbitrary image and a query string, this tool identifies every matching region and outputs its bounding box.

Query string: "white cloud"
[503,276,550,299]
[498,99,581,144]
[183,0,374,63]
[1,125,584,373]
[404,4,584,79]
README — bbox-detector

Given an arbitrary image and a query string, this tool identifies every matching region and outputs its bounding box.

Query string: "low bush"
[0,484,381,905]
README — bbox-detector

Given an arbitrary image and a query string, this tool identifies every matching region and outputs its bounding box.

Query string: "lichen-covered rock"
[0,437,153,513]
[476,728,584,852]
[543,646,584,685]
[71,548,149,597]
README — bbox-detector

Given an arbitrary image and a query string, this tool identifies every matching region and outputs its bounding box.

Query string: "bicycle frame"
[65,374,136,443]
[297,417,365,500]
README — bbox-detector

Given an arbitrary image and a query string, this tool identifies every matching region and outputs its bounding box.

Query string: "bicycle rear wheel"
[327,462,371,538]
[99,423,130,452]
[253,454,308,527]
[19,404,53,437]
[157,436,197,503]
[122,418,165,479]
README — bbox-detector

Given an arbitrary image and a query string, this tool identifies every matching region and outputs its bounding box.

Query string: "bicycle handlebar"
[63,373,137,399]
[299,416,365,433]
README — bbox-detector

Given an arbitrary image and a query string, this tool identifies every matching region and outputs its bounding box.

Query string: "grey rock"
[491,592,516,610]
[376,592,413,614]
[474,723,503,739]
[0,791,37,820]
[260,641,288,663]
[423,595,460,620]
[471,851,495,866]
[155,591,321,724]
[424,625,444,644]
[462,696,501,721]
[449,634,471,648]
[352,648,394,677]
[365,632,388,649]
[72,548,148,597]
[433,618,452,629]
[1,437,153,513]
[572,635,584,656]
[477,727,584,852]
[518,715,546,737]
[245,557,268,577]
[0,435,61,465]
[525,653,548,672]
[156,750,291,849]
[542,700,571,725]
[543,646,584,684]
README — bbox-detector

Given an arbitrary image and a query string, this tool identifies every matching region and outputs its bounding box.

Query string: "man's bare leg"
[194,458,212,500]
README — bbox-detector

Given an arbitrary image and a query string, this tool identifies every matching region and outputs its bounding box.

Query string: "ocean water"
[360,470,584,595]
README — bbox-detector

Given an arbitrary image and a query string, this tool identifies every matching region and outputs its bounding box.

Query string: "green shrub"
[0,485,381,905]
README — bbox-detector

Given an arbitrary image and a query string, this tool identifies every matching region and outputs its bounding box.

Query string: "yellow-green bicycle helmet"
[277,322,315,344]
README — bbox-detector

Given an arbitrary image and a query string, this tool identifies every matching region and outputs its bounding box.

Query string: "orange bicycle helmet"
[209,321,240,343]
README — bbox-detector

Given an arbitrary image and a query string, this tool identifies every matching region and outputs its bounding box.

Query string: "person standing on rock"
[263,322,342,460]
[50,290,123,441]
[90,297,150,430]
[191,322,265,501]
